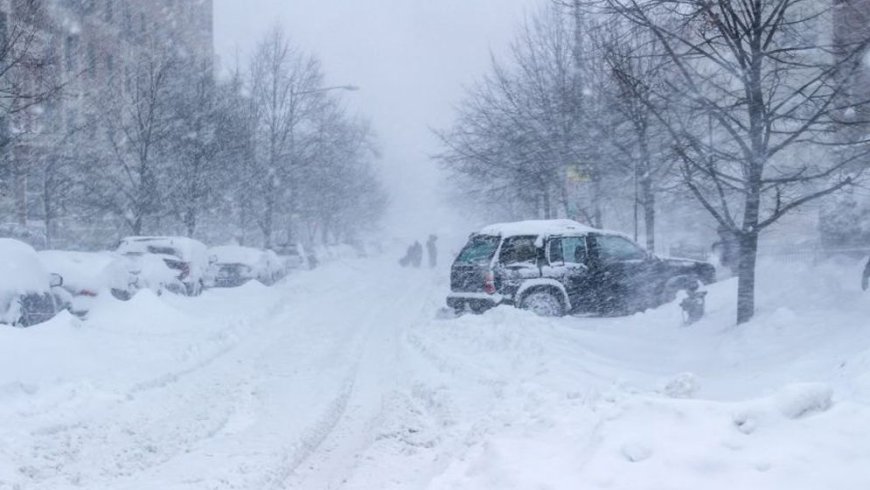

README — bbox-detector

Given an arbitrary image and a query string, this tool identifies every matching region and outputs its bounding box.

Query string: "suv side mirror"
[50,273,64,288]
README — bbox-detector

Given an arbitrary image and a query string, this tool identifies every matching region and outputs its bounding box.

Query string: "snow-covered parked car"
[206,245,285,288]
[447,219,716,316]
[117,236,210,296]
[37,250,139,315]
[273,242,309,270]
[0,239,67,327]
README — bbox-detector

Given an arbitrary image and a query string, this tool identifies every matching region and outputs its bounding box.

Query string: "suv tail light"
[483,271,496,295]
[79,289,98,297]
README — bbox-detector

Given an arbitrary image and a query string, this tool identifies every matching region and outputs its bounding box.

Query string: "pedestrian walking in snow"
[411,241,423,268]
[426,235,438,268]
[863,256,870,291]
[399,243,414,267]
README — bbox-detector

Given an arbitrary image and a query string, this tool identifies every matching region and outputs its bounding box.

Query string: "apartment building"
[0,0,213,237]
[834,0,870,124]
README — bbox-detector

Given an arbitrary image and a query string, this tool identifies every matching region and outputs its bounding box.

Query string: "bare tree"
[438,5,603,222]
[597,0,870,323]
[0,0,66,227]
[168,65,234,237]
[248,26,324,247]
[299,100,386,244]
[84,46,179,235]
[594,15,677,251]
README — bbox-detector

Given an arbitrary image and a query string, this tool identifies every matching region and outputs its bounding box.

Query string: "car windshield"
[147,245,180,257]
[456,235,500,265]
[219,264,248,275]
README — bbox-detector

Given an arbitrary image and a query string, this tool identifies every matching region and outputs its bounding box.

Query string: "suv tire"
[519,289,565,317]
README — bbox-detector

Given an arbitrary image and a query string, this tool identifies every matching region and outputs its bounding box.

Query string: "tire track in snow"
[5,286,303,489]
[275,270,437,490]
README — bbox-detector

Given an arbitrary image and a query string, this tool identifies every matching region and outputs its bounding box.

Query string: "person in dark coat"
[712,225,739,273]
[410,241,423,268]
[399,243,414,267]
[426,234,438,268]
[863,256,870,291]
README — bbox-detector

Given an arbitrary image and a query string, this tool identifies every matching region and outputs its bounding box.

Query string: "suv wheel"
[519,290,564,317]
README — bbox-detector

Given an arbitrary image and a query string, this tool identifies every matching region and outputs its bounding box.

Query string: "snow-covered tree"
[596,0,870,323]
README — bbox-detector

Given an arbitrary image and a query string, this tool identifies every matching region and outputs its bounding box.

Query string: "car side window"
[562,237,588,264]
[548,238,564,264]
[499,236,538,265]
[596,235,646,262]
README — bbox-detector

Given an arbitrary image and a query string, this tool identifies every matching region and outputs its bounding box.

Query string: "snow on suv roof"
[478,219,599,238]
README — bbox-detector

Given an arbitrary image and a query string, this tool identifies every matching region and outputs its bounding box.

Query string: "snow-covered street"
[3,254,870,490]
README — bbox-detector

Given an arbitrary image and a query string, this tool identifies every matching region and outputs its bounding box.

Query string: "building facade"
[0,0,214,244]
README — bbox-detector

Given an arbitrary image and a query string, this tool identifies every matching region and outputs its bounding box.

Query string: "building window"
[0,14,7,48]
[87,113,97,139]
[87,43,96,78]
[123,2,132,34]
[65,36,79,73]
[66,109,78,133]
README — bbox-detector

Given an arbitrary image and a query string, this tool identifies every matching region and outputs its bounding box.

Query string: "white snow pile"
[1,255,870,489]
[0,238,50,294]
[0,239,51,325]
[38,250,130,293]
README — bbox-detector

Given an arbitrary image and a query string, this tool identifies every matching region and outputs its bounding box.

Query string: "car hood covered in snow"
[0,239,50,294]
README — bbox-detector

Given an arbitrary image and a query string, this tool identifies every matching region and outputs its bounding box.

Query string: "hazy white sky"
[213,0,538,240]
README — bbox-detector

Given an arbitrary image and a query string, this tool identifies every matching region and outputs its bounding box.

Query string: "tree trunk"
[263,188,274,248]
[185,205,196,237]
[641,176,655,251]
[591,170,603,228]
[14,159,27,226]
[132,214,143,235]
[542,186,552,219]
[736,231,759,325]
[42,171,53,248]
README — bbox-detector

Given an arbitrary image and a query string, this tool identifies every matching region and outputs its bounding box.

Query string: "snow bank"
[2,254,870,489]
[775,383,834,419]
[0,238,50,293]
[37,250,126,293]
[415,256,870,490]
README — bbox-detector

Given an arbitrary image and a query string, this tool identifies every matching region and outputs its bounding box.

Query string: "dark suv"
[447,220,715,316]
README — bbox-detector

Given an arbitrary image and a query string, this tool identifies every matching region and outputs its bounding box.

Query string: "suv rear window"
[549,236,588,264]
[499,236,538,265]
[456,235,500,265]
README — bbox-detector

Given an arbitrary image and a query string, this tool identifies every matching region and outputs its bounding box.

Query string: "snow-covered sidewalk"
[2,256,870,489]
